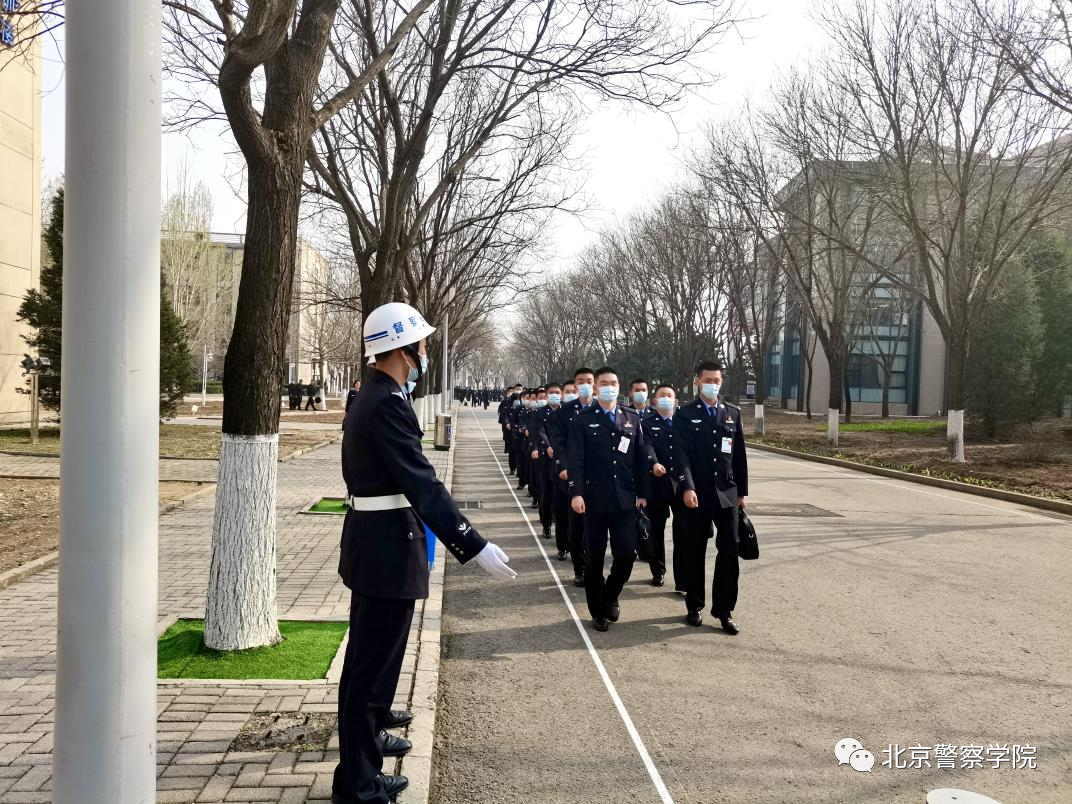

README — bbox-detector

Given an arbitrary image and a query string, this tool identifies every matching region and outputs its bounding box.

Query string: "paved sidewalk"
[0,436,450,803]
[0,453,220,482]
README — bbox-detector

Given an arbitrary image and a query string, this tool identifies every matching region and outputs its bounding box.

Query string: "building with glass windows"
[0,24,42,426]
[764,290,948,417]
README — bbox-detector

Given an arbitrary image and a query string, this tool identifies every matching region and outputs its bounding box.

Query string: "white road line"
[752,449,1061,523]
[469,409,675,804]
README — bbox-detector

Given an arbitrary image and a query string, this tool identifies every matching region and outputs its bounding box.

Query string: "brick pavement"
[0,453,221,483]
[0,435,450,803]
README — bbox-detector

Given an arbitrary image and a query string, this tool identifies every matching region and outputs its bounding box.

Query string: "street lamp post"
[202,344,214,407]
[54,2,162,802]
[19,355,50,444]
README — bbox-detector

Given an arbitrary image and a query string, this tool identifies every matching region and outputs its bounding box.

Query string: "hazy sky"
[40,1,822,274]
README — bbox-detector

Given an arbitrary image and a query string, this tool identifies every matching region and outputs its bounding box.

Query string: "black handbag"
[737,510,759,560]
[635,507,652,561]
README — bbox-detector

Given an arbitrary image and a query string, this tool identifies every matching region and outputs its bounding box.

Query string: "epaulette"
[724,401,741,411]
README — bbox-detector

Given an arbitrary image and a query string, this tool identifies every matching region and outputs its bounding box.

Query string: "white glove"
[475,542,517,580]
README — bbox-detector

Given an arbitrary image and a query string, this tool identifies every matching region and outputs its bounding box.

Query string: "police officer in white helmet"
[333,302,516,803]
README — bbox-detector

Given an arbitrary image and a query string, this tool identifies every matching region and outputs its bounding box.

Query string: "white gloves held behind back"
[475,542,517,579]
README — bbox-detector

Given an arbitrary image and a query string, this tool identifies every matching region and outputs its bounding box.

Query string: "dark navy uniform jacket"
[567,404,651,514]
[642,412,679,504]
[625,404,655,421]
[673,398,748,510]
[340,369,486,599]
[548,398,588,489]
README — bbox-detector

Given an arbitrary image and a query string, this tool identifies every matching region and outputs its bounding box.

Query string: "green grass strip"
[817,420,945,434]
[158,619,348,680]
[310,497,348,514]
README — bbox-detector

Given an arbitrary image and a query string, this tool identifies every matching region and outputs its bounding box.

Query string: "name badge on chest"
[618,436,631,453]
[721,436,733,454]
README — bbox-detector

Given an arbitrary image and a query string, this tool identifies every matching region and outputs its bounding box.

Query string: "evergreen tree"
[19,184,197,419]
[1024,234,1072,416]
[17,187,64,410]
[965,257,1043,436]
[160,281,195,419]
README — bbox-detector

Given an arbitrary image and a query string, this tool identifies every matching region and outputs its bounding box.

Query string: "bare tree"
[163,0,438,650]
[160,161,218,355]
[819,0,1072,460]
[305,0,739,342]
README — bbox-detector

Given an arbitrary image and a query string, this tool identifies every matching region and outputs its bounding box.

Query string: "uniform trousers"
[644,499,686,582]
[537,461,554,530]
[681,505,739,617]
[583,510,638,620]
[513,438,528,487]
[552,480,571,554]
[568,508,587,578]
[333,593,415,803]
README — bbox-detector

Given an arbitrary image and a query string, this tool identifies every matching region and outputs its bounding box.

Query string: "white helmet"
[363,302,436,359]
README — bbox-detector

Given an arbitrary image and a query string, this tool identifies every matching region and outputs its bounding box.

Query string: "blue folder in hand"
[423,524,436,568]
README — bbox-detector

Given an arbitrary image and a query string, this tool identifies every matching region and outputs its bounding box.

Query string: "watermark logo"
[835,739,874,772]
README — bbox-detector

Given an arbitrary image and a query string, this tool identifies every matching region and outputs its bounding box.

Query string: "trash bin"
[434,412,453,451]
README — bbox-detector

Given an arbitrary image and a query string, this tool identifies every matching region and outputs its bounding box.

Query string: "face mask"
[656,397,674,413]
[537,399,548,408]
[562,392,578,404]
[701,383,721,401]
[632,391,647,405]
[405,380,416,394]
[598,385,619,403]
[406,352,428,384]
[577,383,593,399]
[547,393,561,405]
[513,399,521,408]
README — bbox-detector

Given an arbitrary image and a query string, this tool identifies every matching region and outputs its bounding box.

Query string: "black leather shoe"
[718,616,739,635]
[530,499,539,509]
[542,528,551,539]
[651,575,664,587]
[607,602,620,622]
[592,618,609,632]
[686,611,702,627]
[381,730,412,757]
[573,575,586,587]
[381,774,409,800]
[385,709,413,729]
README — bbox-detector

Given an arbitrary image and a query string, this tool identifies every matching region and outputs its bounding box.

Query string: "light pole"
[201,344,214,407]
[54,1,162,802]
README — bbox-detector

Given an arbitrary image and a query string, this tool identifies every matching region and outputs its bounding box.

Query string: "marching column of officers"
[498,361,748,633]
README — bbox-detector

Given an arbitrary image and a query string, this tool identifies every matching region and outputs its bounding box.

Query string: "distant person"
[288,380,302,410]
[346,380,362,413]
[306,379,321,411]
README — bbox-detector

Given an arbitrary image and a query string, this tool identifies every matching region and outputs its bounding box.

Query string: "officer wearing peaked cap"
[673,360,749,635]
[335,302,517,804]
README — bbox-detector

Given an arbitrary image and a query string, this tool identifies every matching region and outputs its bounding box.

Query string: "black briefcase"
[737,510,759,560]
[635,507,652,561]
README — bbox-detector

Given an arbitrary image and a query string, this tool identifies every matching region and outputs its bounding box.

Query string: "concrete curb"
[397,429,455,803]
[0,437,344,592]
[747,440,1072,517]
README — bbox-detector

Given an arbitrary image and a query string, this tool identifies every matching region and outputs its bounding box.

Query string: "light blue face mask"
[562,392,578,404]
[407,353,429,384]
[598,385,619,403]
[577,383,593,399]
[513,399,521,408]
[700,382,721,401]
[632,391,647,405]
[547,393,561,406]
[405,380,416,394]
[656,397,674,412]
[536,399,548,408]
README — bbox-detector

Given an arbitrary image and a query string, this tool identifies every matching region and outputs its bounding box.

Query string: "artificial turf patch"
[309,497,348,514]
[158,619,348,680]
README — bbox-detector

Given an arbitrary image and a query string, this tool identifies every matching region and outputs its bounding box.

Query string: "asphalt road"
[429,408,1072,804]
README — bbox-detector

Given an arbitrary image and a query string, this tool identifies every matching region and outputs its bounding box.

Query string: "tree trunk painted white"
[947,409,966,463]
[754,403,765,436]
[203,434,283,651]
[827,408,839,447]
